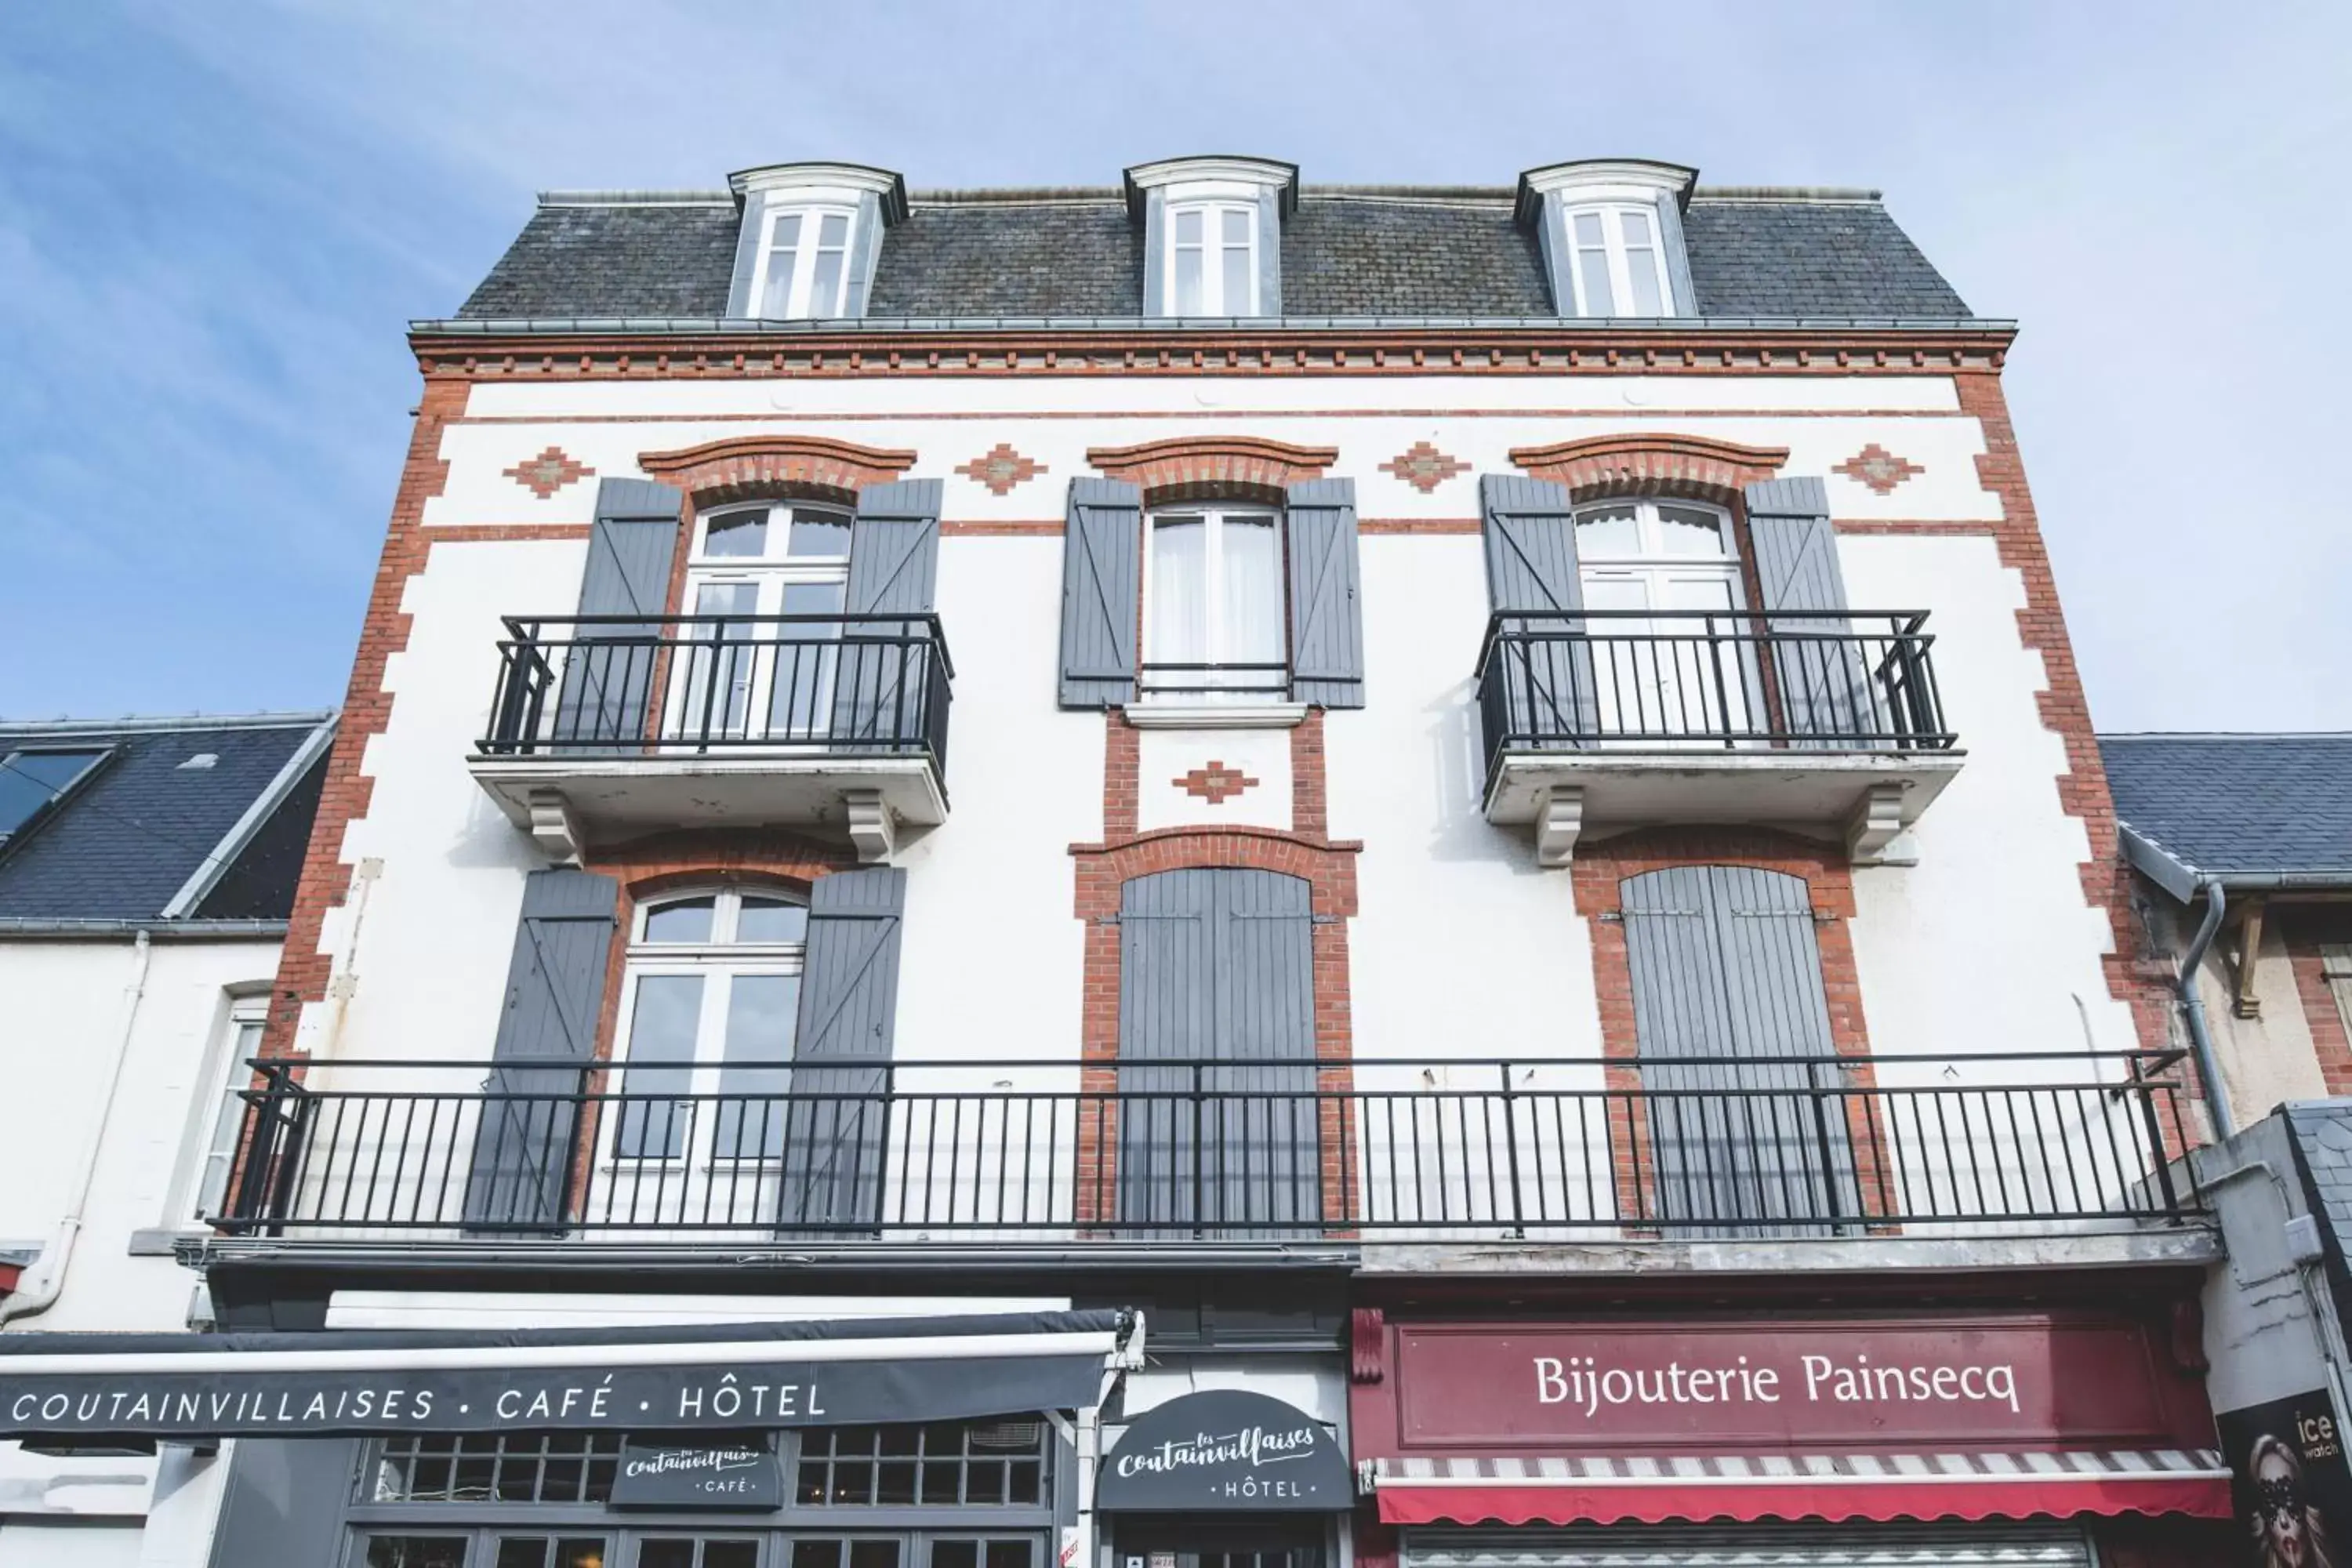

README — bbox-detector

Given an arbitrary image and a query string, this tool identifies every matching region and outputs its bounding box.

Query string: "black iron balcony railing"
[1135,661,1292,700]
[207,1052,2196,1243]
[477,614,952,764]
[1477,609,1955,769]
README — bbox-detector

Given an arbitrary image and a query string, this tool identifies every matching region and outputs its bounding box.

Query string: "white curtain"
[1220,517,1283,677]
[1149,519,1207,673]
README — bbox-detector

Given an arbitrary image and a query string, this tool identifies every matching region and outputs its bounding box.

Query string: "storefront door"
[1112,1518,1326,1568]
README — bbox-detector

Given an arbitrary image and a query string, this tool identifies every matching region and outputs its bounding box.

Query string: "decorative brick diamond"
[503,445,593,499]
[1176,761,1260,804]
[1834,443,1926,495]
[1379,440,1470,493]
[955,442,1047,496]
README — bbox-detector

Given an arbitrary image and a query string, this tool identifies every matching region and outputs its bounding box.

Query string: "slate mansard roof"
[0,713,335,927]
[2099,733,2352,901]
[453,187,1970,325]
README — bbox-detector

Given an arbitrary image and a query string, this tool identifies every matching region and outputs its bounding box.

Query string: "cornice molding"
[727,162,909,223]
[1516,158,1698,226]
[1510,431,1790,501]
[637,434,916,503]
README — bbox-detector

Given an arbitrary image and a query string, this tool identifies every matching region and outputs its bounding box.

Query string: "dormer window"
[1171,201,1257,315]
[752,205,855,318]
[1517,159,1697,320]
[1126,156,1296,318]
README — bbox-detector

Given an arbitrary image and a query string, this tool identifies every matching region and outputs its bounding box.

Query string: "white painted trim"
[729,163,902,202]
[1520,160,1694,201]
[159,715,336,920]
[1124,157,1294,194]
[1122,704,1307,731]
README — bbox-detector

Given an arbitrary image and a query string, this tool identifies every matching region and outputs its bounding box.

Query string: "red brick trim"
[1085,435,1337,505]
[1358,518,1481,535]
[953,441,1047,495]
[1570,829,1886,1225]
[637,434,916,506]
[502,445,593,499]
[419,524,593,542]
[1953,373,2176,1065]
[262,378,470,1055]
[1510,431,1788,503]
[1291,710,1330,837]
[938,520,1064,535]
[1834,441,1926,495]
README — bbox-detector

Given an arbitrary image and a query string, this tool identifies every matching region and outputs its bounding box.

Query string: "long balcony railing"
[1477,609,1955,770]
[477,614,952,763]
[206,1053,2198,1243]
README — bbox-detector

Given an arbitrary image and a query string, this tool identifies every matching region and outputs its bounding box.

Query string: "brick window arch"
[1509,431,1788,507]
[1087,435,1337,509]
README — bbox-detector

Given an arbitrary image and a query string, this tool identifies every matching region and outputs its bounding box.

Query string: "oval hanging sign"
[1098,1389,1351,1513]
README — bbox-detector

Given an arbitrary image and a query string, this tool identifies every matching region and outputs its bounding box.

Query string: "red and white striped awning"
[1367,1450,2231,1526]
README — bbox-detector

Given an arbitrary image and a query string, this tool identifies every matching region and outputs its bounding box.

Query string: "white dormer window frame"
[750,202,858,320]
[1168,198,1258,316]
[1562,201,1672,319]
[1517,160,1697,321]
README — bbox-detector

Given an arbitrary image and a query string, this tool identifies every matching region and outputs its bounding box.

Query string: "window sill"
[1123,701,1308,731]
[127,1227,204,1258]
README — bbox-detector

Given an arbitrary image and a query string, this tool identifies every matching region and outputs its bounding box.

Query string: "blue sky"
[2,2,2346,729]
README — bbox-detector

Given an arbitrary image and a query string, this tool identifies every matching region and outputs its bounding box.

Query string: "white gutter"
[0,930,153,1327]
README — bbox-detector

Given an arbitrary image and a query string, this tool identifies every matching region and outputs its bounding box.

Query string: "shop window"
[492,1541,608,1568]
[360,1540,470,1568]
[638,1540,759,1568]
[788,1544,904,1568]
[370,1433,624,1504]
[927,1542,1036,1568]
[797,1420,1047,1507]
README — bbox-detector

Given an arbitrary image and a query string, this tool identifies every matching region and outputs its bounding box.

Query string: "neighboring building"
[2102,733,2352,1132]
[0,712,332,1566]
[0,160,2247,1568]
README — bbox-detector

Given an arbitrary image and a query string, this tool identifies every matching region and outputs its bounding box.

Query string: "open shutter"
[780,866,906,1232]
[1285,477,1365,708]
[1745,476,1871,746]
[464,869,619,1230]
[205,1439,358,1568]
[553,477,683,750]
[1479,474,1598,746]
[1058,478,1143,708]
[1622,866,1854,1240]
[835,478,943,749]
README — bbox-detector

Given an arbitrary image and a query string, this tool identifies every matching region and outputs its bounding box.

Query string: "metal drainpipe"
[2180,879,2235,1142]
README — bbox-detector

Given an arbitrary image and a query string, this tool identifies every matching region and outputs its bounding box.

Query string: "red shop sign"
[1380,1316,2210,1456]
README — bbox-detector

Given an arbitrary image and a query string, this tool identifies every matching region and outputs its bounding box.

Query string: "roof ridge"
[539,190,733,208]
[0,710,337,735]
[1692,186,1883,204]
[2100,731,2352,742]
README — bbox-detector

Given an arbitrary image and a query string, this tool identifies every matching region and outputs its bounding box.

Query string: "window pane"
[715,974,799,1158]
[782,581,848,619]
[0,750,104,838]
[1221,206,1251,245]
[195,1018,265,1216]
[791,1545,844,1568]
[987,1545,1036,1568]
[759,215,802,318]
[848,1544,901,1568]
[1174,208,1203,245]
[704,1545,759,1568]
[1654,506,1728,556]
[1221,231,1251,314]
[645,898,717,943]
[618,974,703,1160]
[735,896,808,944]
[811,246,845,315]
[638,1544,696,1568]
[1174,245,1203,314]
[819,212,850,248]
[556,1545,607,1568]
[1576,247,1614,316]
[787,511,852,557]
[1147,518,1208,667]
[702,511,769,558]
[365,1541,468,1568]
[1573,506,1640,555]
[1625,251,1662,316]
[1219,517,1284,666]
[495,1541,550,1568]
[1621,207,1654,245]
[1571,210,1605,245]
[933,1548,978,1568]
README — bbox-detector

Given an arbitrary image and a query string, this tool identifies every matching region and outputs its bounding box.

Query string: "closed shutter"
[1480,474,1598,745]
[1059,478,1144,708]
[1653,190,1697,316]
[835,477,943,749]
[463,869,619,1229]
[1285,477,1365,708]
[1117,868,1318,1235]
[1620,866,1856,1239]
[780,866,906,1232]
[205,1439,360,1568]
[552,477,683,750]
[1744,476,1871,746]
[1402,1522,2093,1568]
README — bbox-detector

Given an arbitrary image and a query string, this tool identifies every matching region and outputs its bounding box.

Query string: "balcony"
[1475,610,1963,866]
[467,614,951,861]
[205,1052,2199,1260]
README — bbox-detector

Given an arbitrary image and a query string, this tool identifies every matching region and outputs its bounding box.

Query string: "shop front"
[1096,1389,1354,1568]
[0,1310,1142,1568]
[1348,1306,2232,1568]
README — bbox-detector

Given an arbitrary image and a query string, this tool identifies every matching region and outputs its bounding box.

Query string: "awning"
[1368,1450,2231,1526]
[0,1308,1138,1442]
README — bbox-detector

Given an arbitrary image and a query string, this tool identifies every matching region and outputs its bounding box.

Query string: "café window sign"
[1098,1390,1350,1513]
[611,1434,784,1511]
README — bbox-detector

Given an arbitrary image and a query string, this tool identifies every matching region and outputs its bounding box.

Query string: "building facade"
[0,158,2251,1568]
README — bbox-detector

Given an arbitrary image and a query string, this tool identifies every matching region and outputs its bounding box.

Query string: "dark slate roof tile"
[1686,200,1969,318]
[870,201,1141,317]
[0,717,332,922]
[1280,200,1549,317]
[2099,733,2352,884]
[460,204,737,320]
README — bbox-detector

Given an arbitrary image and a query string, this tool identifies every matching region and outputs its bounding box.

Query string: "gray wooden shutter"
[553,477,683,750]
[1653,191,1697,317]
[1479,474,1598,745]
[780,866,906,1231]
[1285,477,1365,708]
[1744,476,1871,746]
[1058,478,1143,708]
[837,478,943,747]
[205,1439,358,1568]
[1621,866,1855,1239]
[1117,868,1316,1236]
[463,868,619,1230]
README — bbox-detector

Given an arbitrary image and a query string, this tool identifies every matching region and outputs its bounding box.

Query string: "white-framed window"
[675,502,853,742]
[188,996,270,1221]
[1168,201,1256,316]
[1563,203,1671,318]
[1141,506,1286,699]
[1573,498,1748,739]
[609,888,808,1165]
[750,205,856,318]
